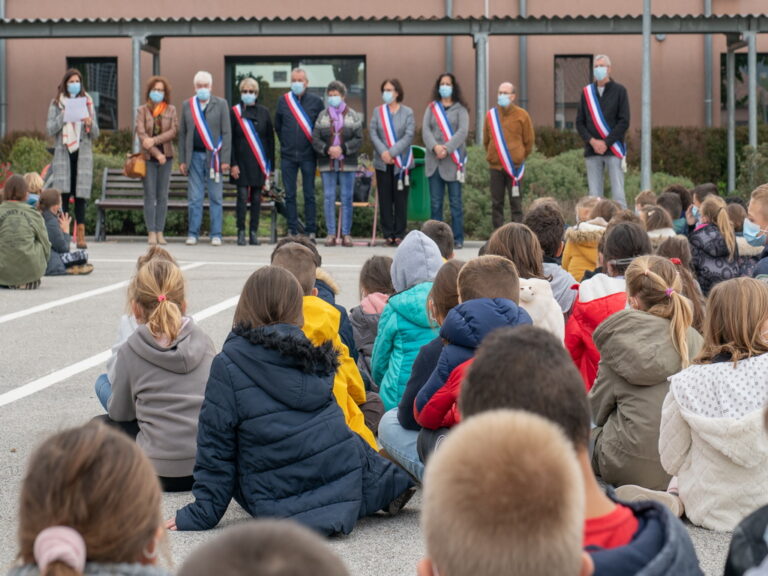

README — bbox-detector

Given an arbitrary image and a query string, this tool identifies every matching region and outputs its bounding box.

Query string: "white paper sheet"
[63,97,89,123]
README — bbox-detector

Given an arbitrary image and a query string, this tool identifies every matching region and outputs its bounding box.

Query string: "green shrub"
[9,137,52,174]
[0,130,47,163]
[95,129,133,156]
[535,127,583,157]
[736,144,768,196]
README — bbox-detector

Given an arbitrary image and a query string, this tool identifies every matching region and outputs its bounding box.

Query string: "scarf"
[151,101,167,118]
[328,102,346,165]
[59,93,93,154]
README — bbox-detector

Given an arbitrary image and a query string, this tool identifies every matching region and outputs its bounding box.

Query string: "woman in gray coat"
[46,68,100,249]
[370,78,415,246]
[422,73,469,249]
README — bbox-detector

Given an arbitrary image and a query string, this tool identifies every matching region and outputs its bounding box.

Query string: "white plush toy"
[519,277,565,341]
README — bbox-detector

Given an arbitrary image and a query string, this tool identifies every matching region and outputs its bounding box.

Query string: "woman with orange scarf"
[136,76,179,245]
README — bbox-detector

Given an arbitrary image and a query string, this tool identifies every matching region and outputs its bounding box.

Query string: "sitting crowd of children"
[10,182,768,576]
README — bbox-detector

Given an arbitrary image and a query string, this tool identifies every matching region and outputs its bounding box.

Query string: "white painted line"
[92,258,363,269]
[0,293,239,409]
[0,263,205,325]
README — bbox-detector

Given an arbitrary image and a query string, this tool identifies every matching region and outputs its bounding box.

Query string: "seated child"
[625,278,768,532]
[9,422,170,576]
[728,202,763,278]
[378,259,464,481]
[349,255,394,390]
[170,266,414,533]
[562,197,616,282]
[657,191,687,235]
[373,230,443,410]
[725,489,768,576]
[0,174,50,290]
[684,182,717,232]
[748,184,768,279]
[23,171,44,207]
[178,520,349,576]
[523,202,579,315]
[37,189,92,275]
[421,219,455,259]
[641,204,677,250]
[689,194,740,295]
[656,237,706,333]
[273,243,377,448]
[415,256,533,456]
[459,326,703,576]
[100,258,215,492]
[419,409,592,576]
[565,222,652,389]
[590,256,703,491]
[634,189,657,213]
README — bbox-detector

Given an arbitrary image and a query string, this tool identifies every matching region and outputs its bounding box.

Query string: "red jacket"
[415,359,474,429]
[564,274,626,391]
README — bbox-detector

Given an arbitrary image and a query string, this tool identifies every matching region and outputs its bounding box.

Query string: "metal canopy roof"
[0,14,767,39]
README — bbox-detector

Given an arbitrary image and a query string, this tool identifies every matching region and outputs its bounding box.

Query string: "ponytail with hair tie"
[33,526,86,574]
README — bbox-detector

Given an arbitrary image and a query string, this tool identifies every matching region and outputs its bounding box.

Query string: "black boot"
[249,231,260,246]
[237,230,246,246]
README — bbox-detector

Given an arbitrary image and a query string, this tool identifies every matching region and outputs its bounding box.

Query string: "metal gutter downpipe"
[748,31,758,149]
[445,0,453,73]
[132,37,141,153]
[704,0,713,127]
[475,33,488,145]
[640,0,652,191]
[0,0,6,139]
[518,0,527,109]
[727,48,736,191]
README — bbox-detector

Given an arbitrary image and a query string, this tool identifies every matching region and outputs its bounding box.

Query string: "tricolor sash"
[189,97,223,181]
[583,84,626,159]
[487,107,524,185]
[285,92,313,142]
[233,104,271,189]
[430,101,466,182]
[379,104,413,188]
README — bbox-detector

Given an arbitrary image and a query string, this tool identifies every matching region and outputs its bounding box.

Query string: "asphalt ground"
[0,238,732,575]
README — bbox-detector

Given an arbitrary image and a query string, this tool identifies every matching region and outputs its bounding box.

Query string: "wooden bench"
[94,168,278,243]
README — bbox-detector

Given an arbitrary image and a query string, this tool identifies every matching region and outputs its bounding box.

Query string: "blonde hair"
[238,76,259,93]
[130,259,185,342]
[750,184,768,223]
[18,422,163,575]
[626,255,694,368]
[696,277,768,364]
[700,195,736,261]
[24,172,44,194]
[575,196,599,222]
[422,410,585,576]
[635,189,657,208]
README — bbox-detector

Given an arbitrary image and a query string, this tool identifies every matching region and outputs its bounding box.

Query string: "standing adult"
[178,70,231,246]
[483,82,534,228]
[230,77,274,246]
[135,75,178,246]
[274,68,324,240]
[312,80,363,247]
[423,73,469,249]
[47,68,100,249]
[370,78,415,246]
[576,54,630,208]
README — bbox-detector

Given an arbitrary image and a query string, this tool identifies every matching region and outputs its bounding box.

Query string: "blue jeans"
[429,173,464,245]
[321,171,355,236]
[187,151,224,239]
[95,373,112,411]
[281,157,317,234]
[378,409,424,481]
[585,154,626,208]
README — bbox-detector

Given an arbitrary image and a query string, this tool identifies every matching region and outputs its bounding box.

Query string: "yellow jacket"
[562,220,607,282]
[302,295,377,450]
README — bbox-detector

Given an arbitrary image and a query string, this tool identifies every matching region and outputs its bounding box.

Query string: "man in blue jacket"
[274,68,324,240]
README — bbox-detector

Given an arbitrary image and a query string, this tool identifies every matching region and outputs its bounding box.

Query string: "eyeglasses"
[241,90,257,94]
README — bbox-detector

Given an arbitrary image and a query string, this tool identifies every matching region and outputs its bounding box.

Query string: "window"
[554,55,592,130]
[66,57,118,130]
[720,52,768,126]
[225,56,367,122]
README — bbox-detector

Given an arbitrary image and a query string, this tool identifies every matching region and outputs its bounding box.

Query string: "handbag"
[123,153,146,179]
[353,172,372,203]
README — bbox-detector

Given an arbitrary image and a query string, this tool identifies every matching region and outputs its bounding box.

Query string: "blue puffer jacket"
[689,223,740,295]
[175,324,412,534]
[414,298,532,427]
[372,282,438,411]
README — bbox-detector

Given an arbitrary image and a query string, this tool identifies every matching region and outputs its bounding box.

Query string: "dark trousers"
[281,157,317,234]
[236,186,261,232]
[63,150,86,223]
[376,165,409,240]
[417,427,451,465]
[490,169,523,229]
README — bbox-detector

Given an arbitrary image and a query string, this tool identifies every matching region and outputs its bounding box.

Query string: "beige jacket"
[135,103,179,160]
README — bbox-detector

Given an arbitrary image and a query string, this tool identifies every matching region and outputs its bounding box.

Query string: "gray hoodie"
[8,564,171,576]
[108,318,215,478]
[390,230,444,293]
[543,262,578,314]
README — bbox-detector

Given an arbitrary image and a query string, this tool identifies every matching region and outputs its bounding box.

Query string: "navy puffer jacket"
[689,223,740,295]
[414,298,532,426]
[175,324,412,534]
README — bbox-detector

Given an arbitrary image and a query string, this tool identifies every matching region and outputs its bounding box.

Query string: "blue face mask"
[291,82,305,96]
[743,218,768,247]
[67,82,81,96]
[327,95,342,108]
[241,93,257,106]
[382,91,395,105]
[594,66,609,82]
[691,205,700,221]
[497,94,511,108]
[196,88,211,101]
[149,90,164,104]
[438,85,453,99]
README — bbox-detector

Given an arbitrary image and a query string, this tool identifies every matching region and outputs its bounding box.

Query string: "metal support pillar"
[704,0,713,127]
[641,0,652,190]
[132,36,141,153]
[153,52,160,76]
[747,31,758,149]
[0,0,6,139]
[474,33,488,146]
[518,0,528,109]
[445,0,453,73]
[727,49,736,191]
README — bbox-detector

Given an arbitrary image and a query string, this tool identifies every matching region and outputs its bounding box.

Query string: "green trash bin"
[407,146,430,221]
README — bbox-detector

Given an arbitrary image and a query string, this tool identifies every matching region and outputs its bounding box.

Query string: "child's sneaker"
[615,484,684,518]
[66,264,94,276]
[386,486,417,516]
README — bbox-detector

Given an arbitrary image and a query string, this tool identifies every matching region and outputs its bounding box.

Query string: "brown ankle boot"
[76,224,87,249]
